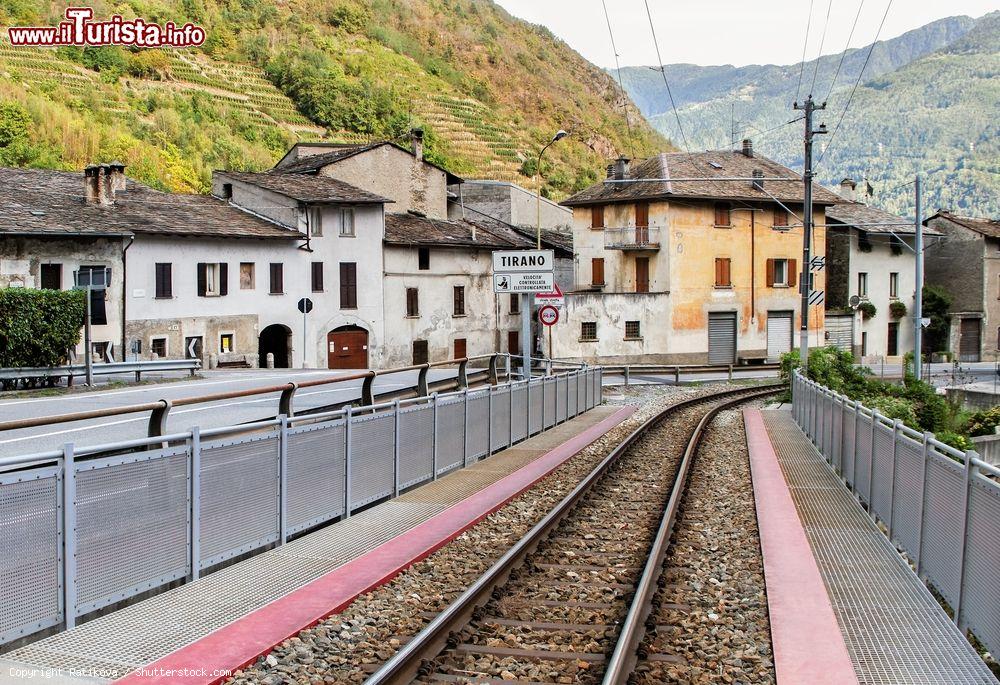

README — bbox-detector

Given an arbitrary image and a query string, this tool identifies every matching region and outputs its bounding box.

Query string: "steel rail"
[364,382,783,685]
[601,386,780,685]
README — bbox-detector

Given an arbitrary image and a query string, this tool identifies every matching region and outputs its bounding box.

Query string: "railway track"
[364,384,780,685]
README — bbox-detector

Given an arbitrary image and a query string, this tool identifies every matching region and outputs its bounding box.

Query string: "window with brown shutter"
[406,287,419,317]
[591,205,604,229]
[714,202,731,227]
[454,338,467,359]
[453,285,466,316]
[765,258,775,287]
[715,258,732,287]
[269,263,283,295]
[155,263,172,298]
[635,202,649,228]
[773,207,788,227]
[311,262,324,293]
[412,340,429,365]
[635,257,649,293]
[592,258,605,286]
[510,293,520,314]
[218,263,228,296]
[340,263,357,308]
[507,330,520,355]
[240,262,255,290]
[788,259,797,288]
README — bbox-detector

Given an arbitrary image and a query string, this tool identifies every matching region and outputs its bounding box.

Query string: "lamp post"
[521,130,567,377]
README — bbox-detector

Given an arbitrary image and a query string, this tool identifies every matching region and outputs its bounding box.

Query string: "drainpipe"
[120,234,134,361]
[751,209,756,321]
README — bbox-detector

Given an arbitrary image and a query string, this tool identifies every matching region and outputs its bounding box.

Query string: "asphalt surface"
[0,368,460,459]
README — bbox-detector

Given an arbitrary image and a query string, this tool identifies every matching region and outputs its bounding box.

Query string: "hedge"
[0,288,86,369]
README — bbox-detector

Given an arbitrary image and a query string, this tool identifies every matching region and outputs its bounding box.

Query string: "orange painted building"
[553,142,841,364]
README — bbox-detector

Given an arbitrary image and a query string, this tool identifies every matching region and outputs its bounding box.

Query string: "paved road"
[0,368,460,459]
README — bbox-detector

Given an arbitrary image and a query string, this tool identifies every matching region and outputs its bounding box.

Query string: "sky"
[492,0,998,68]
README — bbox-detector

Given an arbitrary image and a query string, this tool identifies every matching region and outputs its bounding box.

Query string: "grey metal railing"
[0,358,201,385]
[0,366,603,647]
[603,226,661,250]
[791,371,1000,659]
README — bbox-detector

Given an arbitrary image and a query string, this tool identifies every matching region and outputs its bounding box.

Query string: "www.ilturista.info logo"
[7,7,205,47]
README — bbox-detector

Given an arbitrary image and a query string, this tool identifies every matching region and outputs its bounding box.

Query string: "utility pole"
[913,174,924,381]
[793,95,827,370]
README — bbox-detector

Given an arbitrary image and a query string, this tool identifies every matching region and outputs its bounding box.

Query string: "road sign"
[297,297,313,314]
[538,305,559,326]
[920,317,931,328]
[493,272,554,293]
[492,250,554,272]
[808,289,825,306]
[534,283,565,308]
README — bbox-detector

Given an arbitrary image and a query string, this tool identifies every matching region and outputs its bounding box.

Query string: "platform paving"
[0,405,632,685]
[760,408,998,685]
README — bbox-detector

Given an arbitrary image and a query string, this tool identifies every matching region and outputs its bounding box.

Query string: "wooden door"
[507,330,520,356]
[454,338,467,359]
[887,322,899,357]
[327,328,369,369]
[635,257,649,293]
[635,202,649,243]
[960,318,981,362]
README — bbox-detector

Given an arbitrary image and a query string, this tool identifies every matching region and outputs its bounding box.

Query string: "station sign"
[493,249,554,294]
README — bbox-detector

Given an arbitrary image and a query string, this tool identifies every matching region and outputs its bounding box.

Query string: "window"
[77,266,109,325]
[889,272,899,298]
[635,257,649,293]
[418,247,430,270]
[340,263,357,308]
[766,258,796,287]
[412,340,429,365]
[240,262,255,290]
[625,320,641,339]
[591,205,605,229]
[715,257,732,288]
[581,321,598,341]
[197,262,228,297]
[454,338,467,359]
[510,293,520,315]
[155,263,172,298]
[151,337,167,358]
[40,263,61,290]
[311,262,324,293]
[773,207,788,228]
[453,285,466,316]
[508,330,520,355]
[887,322,899,356]
[861,331,868,357]
[339,207,355,237]
[592,258,605,286]
[714,202,731,227]
[269,263,284,295]
[309,206,323,237]
[220,333,234,354]
[858,272,868,297]
[220,183,232,200]
[406,287,419,317]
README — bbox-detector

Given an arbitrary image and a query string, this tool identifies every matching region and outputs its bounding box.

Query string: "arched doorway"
[327,325,369,369]
[259,324,291,369]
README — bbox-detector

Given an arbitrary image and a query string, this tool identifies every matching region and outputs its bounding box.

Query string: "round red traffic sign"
[538,304,559,326]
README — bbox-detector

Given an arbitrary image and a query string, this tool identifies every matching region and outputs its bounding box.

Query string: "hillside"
[0,0,665,197]
[617,14,999,218]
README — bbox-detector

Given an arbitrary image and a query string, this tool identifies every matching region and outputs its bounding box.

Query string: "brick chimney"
[411,128,424,162]
[83,164,115,205]
[742,138,753,158]
[613,156,630,180]
[84,165,100,204]
[751,169,764,191]
[108,161,126,193]
[839,177,857,202]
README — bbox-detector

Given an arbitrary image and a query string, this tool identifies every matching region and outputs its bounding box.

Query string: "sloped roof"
[384,212,513,249]
[275,141,463,184]
[827,202,941,235]
[925,210,1000,238]
[217,170,389,204]
[0,168,302,240]
[562,150,842,207]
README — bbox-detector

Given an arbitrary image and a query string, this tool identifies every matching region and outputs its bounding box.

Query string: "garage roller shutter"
[708,312,737,364]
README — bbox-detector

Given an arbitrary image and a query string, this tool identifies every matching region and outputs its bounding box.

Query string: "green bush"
[0,288,86,369]
[967,406,1000,437]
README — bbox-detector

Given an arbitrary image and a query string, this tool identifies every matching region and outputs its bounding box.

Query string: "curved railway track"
[364,383,780,685]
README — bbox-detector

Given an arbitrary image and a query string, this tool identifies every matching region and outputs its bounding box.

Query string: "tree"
[922,285,952,353]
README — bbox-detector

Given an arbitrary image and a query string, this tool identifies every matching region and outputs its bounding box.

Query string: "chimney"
[108,161,126,194]
[411,128,424,161]
[751,169,764,191]
[839,177,857,202]
[742,138,753,158]
[614,156,630,180]
[606,164,615,179]
[84,165,100,204]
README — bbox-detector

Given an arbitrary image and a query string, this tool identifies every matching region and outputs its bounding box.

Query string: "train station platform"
[746,407,998,685]
[0,404,636,685]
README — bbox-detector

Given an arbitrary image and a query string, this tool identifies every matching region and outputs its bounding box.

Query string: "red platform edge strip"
[116,405,637,685]
[743,409,859,685]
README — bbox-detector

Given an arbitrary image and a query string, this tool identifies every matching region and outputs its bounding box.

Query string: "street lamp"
[535,130,568,248]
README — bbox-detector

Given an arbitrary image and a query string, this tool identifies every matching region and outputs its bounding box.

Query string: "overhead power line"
[601,0,635,159]
[642,0,691,155]
[824,0,866,104]
[818,0,894,165]
[810,0,835,96]
[795,0,816,104]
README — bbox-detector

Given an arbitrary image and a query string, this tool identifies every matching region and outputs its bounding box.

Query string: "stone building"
[824,179,939,362]
[924,211,1000,362]
[552,141,840,365]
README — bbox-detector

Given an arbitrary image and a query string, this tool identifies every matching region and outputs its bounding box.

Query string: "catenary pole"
[913,174,924,381]
[794,95,827,369]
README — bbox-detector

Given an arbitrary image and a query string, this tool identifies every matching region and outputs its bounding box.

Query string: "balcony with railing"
[604,226,661,250]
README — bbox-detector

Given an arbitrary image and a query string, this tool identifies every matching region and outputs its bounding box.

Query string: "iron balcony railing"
[604,226,661,250]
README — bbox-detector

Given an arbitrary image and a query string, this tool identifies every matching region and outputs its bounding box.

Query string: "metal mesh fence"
[286,420,346,535]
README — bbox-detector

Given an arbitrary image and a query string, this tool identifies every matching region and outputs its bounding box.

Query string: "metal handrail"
[0,358,201,382]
